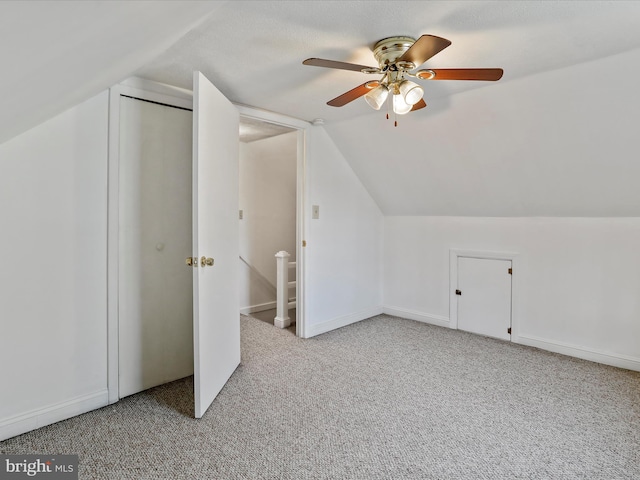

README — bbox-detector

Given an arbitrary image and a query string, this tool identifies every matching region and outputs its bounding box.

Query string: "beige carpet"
[2,314,639,479]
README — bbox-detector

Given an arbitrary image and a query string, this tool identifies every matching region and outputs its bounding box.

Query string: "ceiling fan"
[303,35,503,125]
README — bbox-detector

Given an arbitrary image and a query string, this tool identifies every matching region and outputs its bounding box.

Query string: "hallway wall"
[239,131,297,312]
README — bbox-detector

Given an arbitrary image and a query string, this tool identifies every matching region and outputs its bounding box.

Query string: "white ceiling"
[5,0,640,140]
[3,1,640,216]
[239,117,294,143]
[134,1,640,125]
[0,0,225,144]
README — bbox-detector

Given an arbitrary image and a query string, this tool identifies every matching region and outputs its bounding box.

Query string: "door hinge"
[508,268,512,275]
[455,289,462,296]
[507,327,512,334]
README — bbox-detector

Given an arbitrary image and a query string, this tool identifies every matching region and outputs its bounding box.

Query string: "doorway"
[117,96,194,397]
[238,117,298,333]
[449,249,517,341]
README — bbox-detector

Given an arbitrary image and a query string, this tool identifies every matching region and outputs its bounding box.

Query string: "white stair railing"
[274,251,296,328]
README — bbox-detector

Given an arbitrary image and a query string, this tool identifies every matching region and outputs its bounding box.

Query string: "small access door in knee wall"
[455,256,513,341]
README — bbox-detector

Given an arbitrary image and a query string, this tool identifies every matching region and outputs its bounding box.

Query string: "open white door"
[192,71,241,418]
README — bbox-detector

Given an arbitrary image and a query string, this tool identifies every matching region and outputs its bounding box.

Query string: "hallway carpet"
[2,315,639,479]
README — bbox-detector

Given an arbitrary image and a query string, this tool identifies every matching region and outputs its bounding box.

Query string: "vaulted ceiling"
[0,0,226,144]
[134,1,640,127]
[3,1,640,216]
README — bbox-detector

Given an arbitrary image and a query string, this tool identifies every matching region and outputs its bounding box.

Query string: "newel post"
[274,251,291,328]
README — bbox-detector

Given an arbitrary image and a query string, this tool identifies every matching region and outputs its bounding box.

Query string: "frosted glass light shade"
[392,94,412,115]
[399,80,424,105]
[364,85,389,110]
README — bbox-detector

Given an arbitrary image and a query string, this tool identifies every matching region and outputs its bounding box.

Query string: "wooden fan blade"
[426,68,504,81]
[303,58,378,73]
[327,82,375,107]
[399,35,451,66]
[410,98,427,112]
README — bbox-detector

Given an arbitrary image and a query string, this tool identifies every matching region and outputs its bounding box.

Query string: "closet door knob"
[201,256,214,267]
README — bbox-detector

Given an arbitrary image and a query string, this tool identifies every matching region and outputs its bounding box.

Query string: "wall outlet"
[312,205,320,219]
[239,209,243,220]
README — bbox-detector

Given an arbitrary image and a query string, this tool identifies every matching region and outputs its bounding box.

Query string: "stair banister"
[274,251,291,328]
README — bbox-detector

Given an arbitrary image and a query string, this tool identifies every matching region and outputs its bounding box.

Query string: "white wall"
[0,91,109,440]
[321,47,640,371]
[303,127,384,337]
[239,131,297,311]
[384,216,640,370]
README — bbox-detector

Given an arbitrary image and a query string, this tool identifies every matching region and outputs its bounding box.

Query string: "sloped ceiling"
[324,46,640,216]
[3,1,640,216]
[0,0,226,144]
[135,1,640,125]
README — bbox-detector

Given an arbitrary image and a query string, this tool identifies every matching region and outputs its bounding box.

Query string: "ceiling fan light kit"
[392,93,412,115]
[399,80,424,105]
[364,84,388,110]
[303,34,504,126]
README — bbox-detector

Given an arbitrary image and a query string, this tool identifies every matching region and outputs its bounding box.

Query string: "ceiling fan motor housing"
[372,36,416,70]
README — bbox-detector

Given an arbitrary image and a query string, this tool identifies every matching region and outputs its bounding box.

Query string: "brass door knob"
[201,256,214,267]
[185,257,194,267]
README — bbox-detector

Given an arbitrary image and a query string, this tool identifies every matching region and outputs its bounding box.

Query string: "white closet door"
[457,256,512,341]
[192,71,241,418]
[119,96,194,398]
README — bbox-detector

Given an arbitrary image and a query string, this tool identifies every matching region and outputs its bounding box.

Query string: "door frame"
[449,249,519,341]
[106,77,309,403]
[115,91,194,399]
[235,105,308,339]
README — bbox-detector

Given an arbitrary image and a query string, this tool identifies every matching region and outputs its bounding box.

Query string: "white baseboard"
[383,306,450,328]
[305,305,384,338]
[0,389,109,441]
[382,307,640,372]
[517,334,640,372]
[240,301,276,315]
